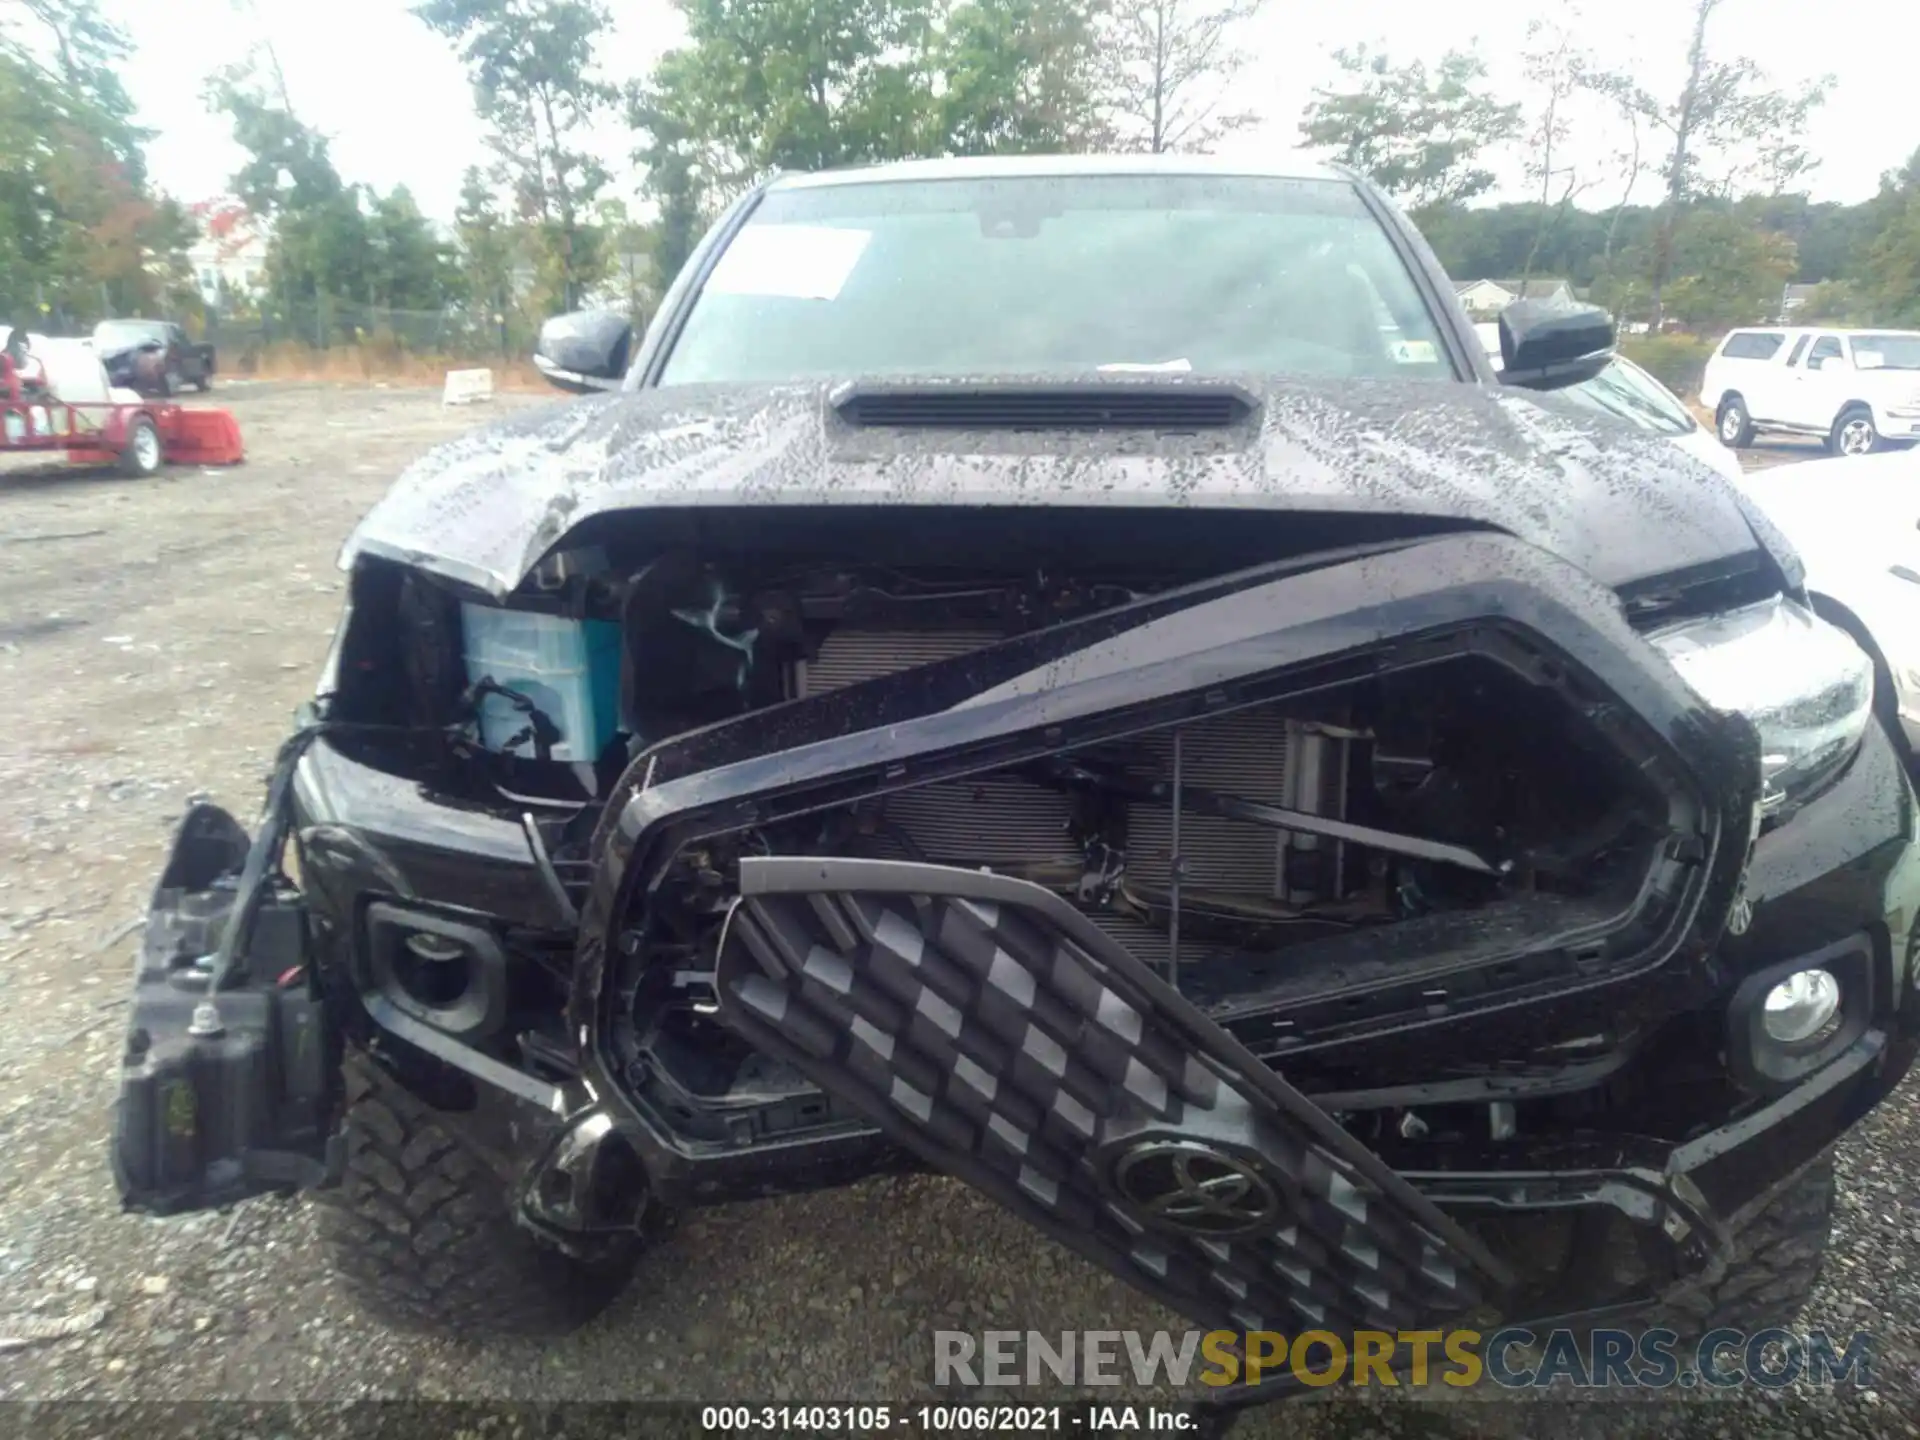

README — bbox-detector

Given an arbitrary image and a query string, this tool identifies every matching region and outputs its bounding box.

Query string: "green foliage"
[369,187,458,310]
[1794,279,1858,324]
[0,1,187,321]
[630,0,940,203]
[629,0,1110,288]
[453,166,515,317]
[1659,208,1798,329]
[934,0,1109,155]
[1856,151,1920,328]
[207,62,456,312]
[414,0,615,311]
[1298,47,1523,214]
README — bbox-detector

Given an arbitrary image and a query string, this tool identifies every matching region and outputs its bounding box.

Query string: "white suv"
[1701,327,1920,456]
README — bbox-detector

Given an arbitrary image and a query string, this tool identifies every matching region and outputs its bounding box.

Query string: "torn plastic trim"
[717,855,1516,1342]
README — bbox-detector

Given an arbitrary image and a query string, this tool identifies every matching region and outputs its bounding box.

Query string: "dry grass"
[227,340,550,393]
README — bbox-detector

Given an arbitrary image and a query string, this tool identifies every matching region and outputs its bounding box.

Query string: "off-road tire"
[1716,395,1756,449]
[1831,405,1884,457]
[315,1050,641,1337]
[1650,1154,1836,1338]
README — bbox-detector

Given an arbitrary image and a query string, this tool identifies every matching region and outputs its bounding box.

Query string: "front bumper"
[113,532,1920,1350]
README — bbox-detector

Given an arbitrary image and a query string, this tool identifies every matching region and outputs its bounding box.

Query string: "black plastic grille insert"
[715,857,1510,1355]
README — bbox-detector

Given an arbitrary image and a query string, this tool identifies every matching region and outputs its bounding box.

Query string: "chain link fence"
[203,299,547,371]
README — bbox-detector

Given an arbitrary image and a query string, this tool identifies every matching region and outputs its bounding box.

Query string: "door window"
[1807,335,1845,369]
[1721,331,1785,360]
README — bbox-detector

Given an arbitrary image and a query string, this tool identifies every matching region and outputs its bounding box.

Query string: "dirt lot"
[0,383,1910,1438]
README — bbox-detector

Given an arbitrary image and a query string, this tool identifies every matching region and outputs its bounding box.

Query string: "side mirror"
[1496,300,1616,392]
[534,310,633,395]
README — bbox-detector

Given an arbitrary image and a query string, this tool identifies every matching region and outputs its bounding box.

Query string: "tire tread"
[315,1051,638,1337]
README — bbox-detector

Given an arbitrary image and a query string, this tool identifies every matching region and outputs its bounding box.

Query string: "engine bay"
[316,523,1694,1145]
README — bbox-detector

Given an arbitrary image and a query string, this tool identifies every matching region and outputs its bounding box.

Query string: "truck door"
[1790,333,1846,430]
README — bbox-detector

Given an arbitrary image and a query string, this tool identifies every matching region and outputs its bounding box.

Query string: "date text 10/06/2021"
[701,1407,1208,1432]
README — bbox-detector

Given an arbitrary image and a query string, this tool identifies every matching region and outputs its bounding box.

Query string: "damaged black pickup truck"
[114,155,1920,1392]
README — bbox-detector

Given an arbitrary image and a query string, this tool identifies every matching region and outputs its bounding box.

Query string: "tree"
[1659,207,1797,329]
[629,0,937,211]
[206,59,373,307]
[368,186,457,310]
[1517,14,1594,283]
[1096,0,1262,154]
[1856,149,1920,328]
[11,0,145,173]
[1614,0,1831,326]
[454,166,516,319]
[630,0,1108,269]
[0,2,189,320]
[414,0,616,312]
[1297,47,1523,216]
[1794,278,1858,324]
[631,95,709,290]
[934,0,1110,154]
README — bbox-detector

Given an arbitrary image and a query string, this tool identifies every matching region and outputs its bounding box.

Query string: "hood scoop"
[830,379,1258,433]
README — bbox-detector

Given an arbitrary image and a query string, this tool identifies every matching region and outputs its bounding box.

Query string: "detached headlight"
[1648,596,1874,814]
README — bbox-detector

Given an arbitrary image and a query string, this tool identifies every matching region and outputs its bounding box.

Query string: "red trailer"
[1,334,243,475]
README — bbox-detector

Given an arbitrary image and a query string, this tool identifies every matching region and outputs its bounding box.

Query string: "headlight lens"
[1648,596,1874,814]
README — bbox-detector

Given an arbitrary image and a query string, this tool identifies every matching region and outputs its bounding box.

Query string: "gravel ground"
[0,383,1907,1439]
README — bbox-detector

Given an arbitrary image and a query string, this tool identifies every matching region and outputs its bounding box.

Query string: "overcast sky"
[107,0,1904,226]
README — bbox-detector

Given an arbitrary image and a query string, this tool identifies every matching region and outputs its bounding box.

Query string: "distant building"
[185,199,272,308]
[1452,277,1577,319]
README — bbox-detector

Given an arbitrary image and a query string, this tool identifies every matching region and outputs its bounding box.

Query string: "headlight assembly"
[1648,596,1874,815]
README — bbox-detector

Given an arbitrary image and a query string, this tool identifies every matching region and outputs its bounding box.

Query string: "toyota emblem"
[1110,1139,1282,1237]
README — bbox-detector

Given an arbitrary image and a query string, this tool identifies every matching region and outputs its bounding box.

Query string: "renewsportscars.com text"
[933,1327,1874,1389]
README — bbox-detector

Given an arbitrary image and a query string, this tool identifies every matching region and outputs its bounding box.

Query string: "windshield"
[93,321,164,347]
[1851,334,1920,370]
[659,174,1455,387]
[1559,357,1695,437]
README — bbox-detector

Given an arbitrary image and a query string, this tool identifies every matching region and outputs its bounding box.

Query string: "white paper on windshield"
[1857,352,1886,370]
[1097,359,1193,373]
[704,225,871,300]
[1390,340,1438,365]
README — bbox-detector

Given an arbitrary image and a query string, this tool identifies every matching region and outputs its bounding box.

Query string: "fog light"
[1762,969,1842,1045]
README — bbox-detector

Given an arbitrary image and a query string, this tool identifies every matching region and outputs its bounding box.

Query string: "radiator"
[799,627,1312,938]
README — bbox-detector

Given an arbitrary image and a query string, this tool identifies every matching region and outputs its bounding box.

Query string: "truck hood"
[341,375,1771,598]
